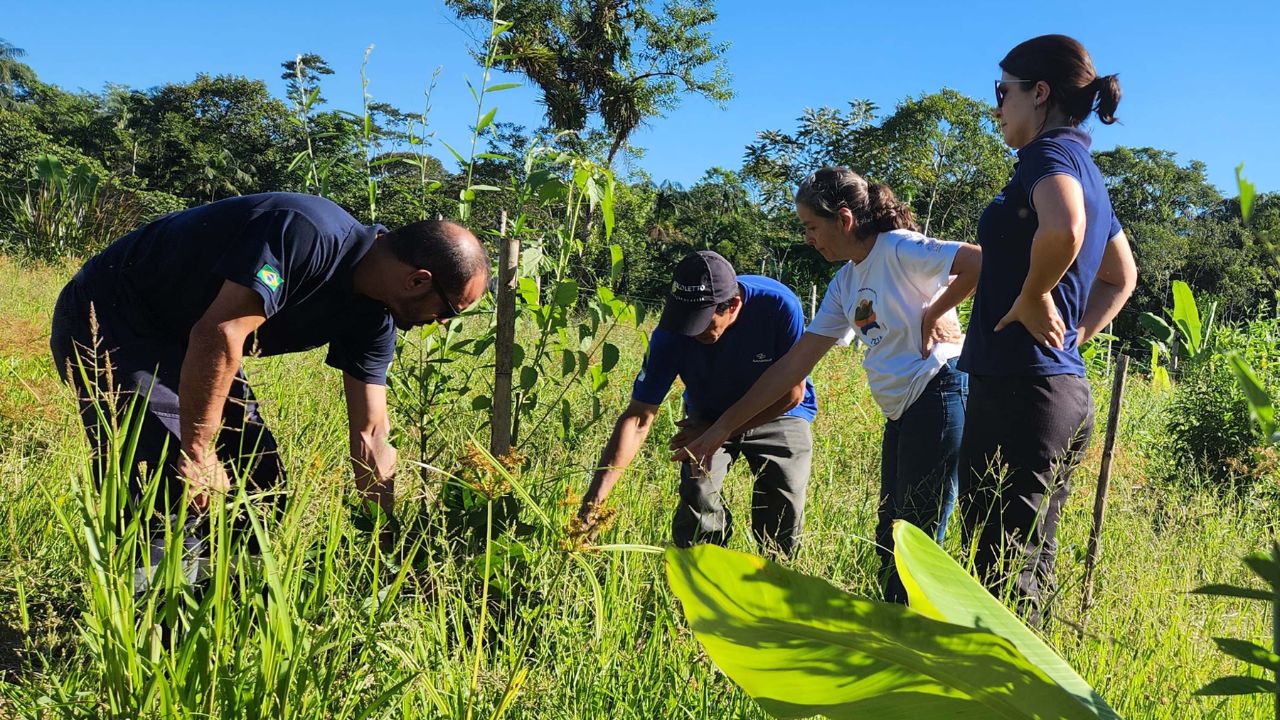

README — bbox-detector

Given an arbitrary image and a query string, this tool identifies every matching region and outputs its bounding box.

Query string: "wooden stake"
[1080,353,1130,631]
[810,284,817,320]
[490,211,517,457]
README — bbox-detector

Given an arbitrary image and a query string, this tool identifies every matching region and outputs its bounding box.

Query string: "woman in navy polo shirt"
[959,34,1137,626]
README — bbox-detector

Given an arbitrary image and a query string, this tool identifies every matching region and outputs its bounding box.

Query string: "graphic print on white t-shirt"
[853,288,885,347]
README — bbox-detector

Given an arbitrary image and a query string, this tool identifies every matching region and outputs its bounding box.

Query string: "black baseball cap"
[658,251,739,336]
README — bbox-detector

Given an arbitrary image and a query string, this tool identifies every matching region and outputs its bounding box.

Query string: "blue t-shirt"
[78,192,397,385]
[631,275,818,424]
[959,127,1122,377]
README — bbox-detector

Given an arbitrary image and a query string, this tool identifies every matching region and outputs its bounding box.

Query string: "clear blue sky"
[9,0,1279,195]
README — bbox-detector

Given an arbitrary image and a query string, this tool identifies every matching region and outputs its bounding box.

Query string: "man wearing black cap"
[577,251,816,557]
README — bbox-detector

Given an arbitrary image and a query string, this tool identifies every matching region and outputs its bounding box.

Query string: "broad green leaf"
[1237,164,1256,223]
[1242,551,1280,591]
[562,349,575,376]
[553,280,579,308]
[468,184,501,193]
[1212,638,1280,672]
[1194,675,1275,696]
[666,544,1098,719]
[1137,312,1175,347]
[602,343,619,373]
[1225,352,1277,440]
[519,366,538,391]
[1191,583,1274,601]
[485,82,521,93]
[518,277,540,307]
[476,152,513,161]
[609,244,624,286]
[471,395,491,411]
[601,175,616,239]
[1169,280,1202,357]
[893,521,1117,719]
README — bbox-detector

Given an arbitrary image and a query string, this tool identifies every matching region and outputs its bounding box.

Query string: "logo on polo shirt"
[752,352,773,363]
[256,264,283,292]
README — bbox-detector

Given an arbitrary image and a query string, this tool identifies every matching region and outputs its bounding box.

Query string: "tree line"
[1,16,1275,344]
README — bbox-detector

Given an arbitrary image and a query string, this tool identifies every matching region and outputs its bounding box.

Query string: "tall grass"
[0,256,1277,718]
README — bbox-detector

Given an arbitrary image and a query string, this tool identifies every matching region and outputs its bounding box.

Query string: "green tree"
[128,74,297,200]
[0,37,31,110]
[446,0,733,165]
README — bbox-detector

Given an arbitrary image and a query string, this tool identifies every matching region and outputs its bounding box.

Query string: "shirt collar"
[1018,126,1092,159]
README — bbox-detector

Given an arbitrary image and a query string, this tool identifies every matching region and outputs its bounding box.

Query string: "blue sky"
[9,0,1279,195]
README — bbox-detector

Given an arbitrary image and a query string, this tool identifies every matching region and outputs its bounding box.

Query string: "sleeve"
[773,288,808,359]
[326,310,397,385]
[630,329,679,406]
[806,268,857,345]
[896,235,964,297]
[212,209,323,318]
[1017,139,1082,211]
[1108,210,1123,240]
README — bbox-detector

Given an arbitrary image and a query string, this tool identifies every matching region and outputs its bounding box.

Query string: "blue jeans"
[877,357,968,603]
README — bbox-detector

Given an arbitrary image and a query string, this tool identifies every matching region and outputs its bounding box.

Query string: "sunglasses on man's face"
[432,281,462,321]
[994,79,1036,108]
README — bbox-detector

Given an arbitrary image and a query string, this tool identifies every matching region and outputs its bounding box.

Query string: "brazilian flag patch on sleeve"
[256,263,283,292]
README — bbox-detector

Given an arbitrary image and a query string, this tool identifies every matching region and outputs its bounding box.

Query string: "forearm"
[179,328,243,461]
[1020,226,1081,297]
[926,276,976,322]
[730,385,804,435]
[1077,282,1129,344]
[708,354,811,438]
[350,430,393,500]
[583,415,653,507]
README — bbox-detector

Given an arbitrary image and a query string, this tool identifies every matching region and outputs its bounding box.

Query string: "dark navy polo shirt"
[77,192,397,385]
[631,275,818,424]
[959,127,1122,378]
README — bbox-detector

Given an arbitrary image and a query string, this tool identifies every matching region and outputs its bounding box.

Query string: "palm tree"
[0,38,30,110]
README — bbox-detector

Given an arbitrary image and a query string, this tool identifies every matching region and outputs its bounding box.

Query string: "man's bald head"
[385,220,490,296]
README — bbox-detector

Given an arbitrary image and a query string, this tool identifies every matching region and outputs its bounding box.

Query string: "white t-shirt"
[807,229,964,420]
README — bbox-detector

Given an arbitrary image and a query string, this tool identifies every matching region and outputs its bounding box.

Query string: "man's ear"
[406,268,432,292]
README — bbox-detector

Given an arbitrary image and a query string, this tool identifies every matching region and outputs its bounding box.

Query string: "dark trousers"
[50,278,286,566]
[959,373,1094,627]
[673,416,812,558]
[878,358,967,603]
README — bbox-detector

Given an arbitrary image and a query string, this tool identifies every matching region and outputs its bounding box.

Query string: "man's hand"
[667,417,711,453]
[672,426,730,473]
[921,308,964,358]
[179,452,231,512]
[995,292,1066,350]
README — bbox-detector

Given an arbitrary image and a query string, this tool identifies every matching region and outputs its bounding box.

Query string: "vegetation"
[0,4,1278,717]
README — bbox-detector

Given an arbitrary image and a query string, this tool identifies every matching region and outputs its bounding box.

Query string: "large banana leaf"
[892,521,1119,719]
[1170,280,1204,357]
[665,544,1098,719]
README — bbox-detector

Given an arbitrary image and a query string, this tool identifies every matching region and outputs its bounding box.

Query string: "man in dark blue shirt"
[51,193,489,544]
[577,251,816,557]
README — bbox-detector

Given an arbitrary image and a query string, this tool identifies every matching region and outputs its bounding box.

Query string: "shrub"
[1165,318,1280,490]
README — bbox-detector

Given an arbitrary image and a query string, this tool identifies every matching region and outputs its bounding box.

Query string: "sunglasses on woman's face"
[994,79,1036,108]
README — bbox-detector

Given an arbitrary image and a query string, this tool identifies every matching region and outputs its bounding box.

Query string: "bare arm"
[921,243,982,357]
[343,373,397,515]
[676,332,836,469]
[995,174,1087,349]
[1077,230,1138,344]
[579,399,661,518]
[180,281,267,509]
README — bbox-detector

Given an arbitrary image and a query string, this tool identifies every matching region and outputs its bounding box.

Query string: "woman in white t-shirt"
[679,166,980,603]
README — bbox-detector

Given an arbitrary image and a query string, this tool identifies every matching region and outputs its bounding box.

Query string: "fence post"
[1080,352,1130,632]
[809,284,817,321]
[490,211,517,457]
